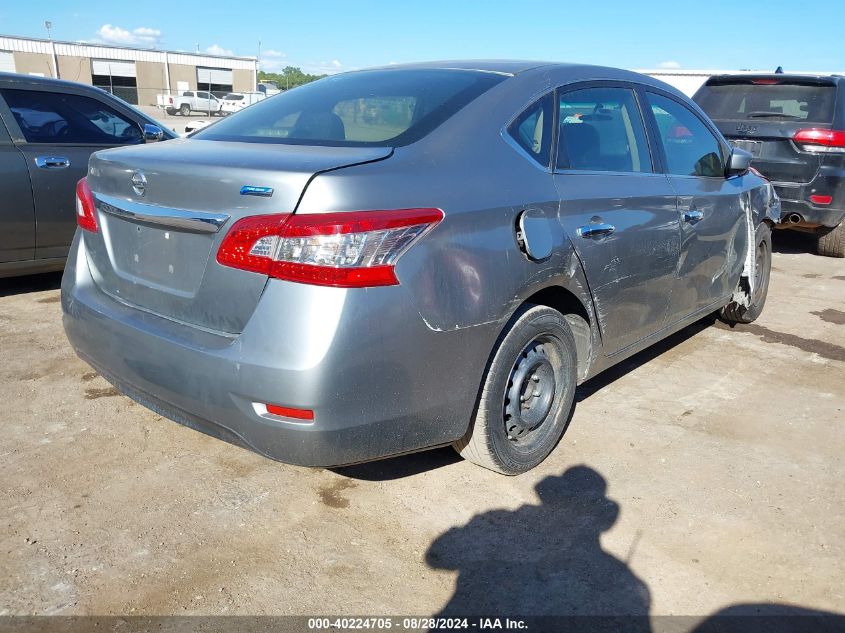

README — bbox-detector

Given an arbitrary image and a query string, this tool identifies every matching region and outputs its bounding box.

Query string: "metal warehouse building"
[0,34,258,106]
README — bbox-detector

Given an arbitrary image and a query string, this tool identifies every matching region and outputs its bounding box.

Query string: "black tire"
[454,305,577,475]
[720,222,772,324]
[165,107,176,116]
[179,104,190,116]
[817,221,845,258]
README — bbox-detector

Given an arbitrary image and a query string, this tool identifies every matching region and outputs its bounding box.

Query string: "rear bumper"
[61,233,493,467]
[776,197,845,228]
[773,170,845,228]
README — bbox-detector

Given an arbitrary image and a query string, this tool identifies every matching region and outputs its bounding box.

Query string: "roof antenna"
[775,66,784,74]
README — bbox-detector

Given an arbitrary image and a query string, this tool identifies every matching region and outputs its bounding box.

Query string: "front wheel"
[720,222,772,324]
[454,305,577,475]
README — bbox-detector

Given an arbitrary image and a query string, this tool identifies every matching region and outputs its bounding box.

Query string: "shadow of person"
[690,603,845,633]
[426,466,651,631]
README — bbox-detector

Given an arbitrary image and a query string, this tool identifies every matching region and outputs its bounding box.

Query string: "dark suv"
[694,73,845,257]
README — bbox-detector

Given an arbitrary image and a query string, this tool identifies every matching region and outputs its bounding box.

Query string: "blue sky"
[1,0,843,74]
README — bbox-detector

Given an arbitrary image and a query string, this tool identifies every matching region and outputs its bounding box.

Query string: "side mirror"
[143,123,165,143]
[726,147,752,177]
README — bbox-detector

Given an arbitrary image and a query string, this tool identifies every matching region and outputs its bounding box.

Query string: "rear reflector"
[793,129,845,153]
[264,404,314,420]
[75,177,98,233]
[217,208,444,287]
[810,194,833,205]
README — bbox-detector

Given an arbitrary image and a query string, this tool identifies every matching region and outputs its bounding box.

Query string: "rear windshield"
[194,69,505,147]
[695,81,836,123]
[224,94,243,101]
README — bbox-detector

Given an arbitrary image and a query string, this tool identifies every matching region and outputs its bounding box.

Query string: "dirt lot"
[0,231,843,624]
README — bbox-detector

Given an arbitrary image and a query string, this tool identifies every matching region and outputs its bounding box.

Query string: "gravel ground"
[0,230,843,626]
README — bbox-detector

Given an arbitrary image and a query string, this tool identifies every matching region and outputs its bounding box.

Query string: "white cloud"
[302,59,343,75]
[206,44,234,56]
[658,60,681,69]
[96,24,161,47]
[261,49,288,71]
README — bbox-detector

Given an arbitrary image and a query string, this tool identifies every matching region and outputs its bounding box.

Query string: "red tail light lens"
[810,194,833,205]
[216,208,443,287]
[75,177,98,233]
[793,129,845,153]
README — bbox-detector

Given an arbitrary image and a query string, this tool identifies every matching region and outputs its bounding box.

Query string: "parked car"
[694,73,845,257]
[0,72,173,278]
[183,119,214,135]
[221,92,266,115]
[62,62,780,474]
[157,90,222,116]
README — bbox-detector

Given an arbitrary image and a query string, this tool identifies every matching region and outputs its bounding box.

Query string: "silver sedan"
[62,61,779,474]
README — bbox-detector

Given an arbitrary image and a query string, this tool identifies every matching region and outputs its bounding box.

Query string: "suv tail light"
[216,208,444,287]
[793,129,845,153]
[75,177,98,233]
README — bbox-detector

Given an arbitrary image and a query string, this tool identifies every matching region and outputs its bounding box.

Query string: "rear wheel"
[179,104,190,116]
[817,221,845,258]
[721,222,772,324]
[454,305,577,475]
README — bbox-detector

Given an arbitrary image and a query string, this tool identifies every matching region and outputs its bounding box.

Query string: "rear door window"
[1,89,143,145]
[556,86,651,173]
[695,81,836,123]
[647,92,724,178]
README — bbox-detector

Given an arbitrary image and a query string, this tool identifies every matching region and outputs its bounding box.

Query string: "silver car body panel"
[63,61,777,466]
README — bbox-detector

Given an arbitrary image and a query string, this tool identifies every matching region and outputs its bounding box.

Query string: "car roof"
[0,71,112,91]
[357,60,563,76]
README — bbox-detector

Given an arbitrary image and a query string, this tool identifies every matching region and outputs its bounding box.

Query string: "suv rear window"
[194,69,505,147]
[695,80,836,123]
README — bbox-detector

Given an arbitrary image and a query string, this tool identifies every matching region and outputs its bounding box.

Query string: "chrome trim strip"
[95,193,230,234]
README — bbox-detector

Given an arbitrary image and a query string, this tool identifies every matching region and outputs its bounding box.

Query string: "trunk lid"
[84,138,392,333]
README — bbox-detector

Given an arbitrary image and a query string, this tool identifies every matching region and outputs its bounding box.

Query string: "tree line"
[259,67,326,90]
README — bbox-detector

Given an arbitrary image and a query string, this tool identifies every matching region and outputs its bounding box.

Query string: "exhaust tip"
[786,213,803,224]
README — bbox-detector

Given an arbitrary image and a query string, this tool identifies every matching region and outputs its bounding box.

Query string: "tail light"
[810,194,833,205]
[216,208,443,287]
[793,129,845,153]
[75,177,98,233]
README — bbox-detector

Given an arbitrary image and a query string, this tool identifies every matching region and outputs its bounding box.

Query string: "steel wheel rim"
[503,336,563,447]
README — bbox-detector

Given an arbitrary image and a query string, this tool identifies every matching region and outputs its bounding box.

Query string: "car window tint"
[332,96,417,142]
[507,92,553,167]
[647,92,723,177]
[557,87,651,173]
[695,81,835,123]
[194,69,505,147]
[1,89,143,145]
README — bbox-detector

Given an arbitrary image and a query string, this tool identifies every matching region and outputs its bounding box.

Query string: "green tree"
[259,67,327,91]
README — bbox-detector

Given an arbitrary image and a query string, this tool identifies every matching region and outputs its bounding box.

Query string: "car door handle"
[684,209,704,223]
[577,223,615,238]
[34,156,71,169]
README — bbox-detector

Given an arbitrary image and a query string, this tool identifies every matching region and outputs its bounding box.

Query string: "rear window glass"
[695,81,836,123]
[194,69,505,146]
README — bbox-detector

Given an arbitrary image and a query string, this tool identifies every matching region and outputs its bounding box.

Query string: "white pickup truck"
[156,90,222,116]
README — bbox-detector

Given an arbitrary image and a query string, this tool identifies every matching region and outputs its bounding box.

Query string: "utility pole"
[45,20,59,79]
